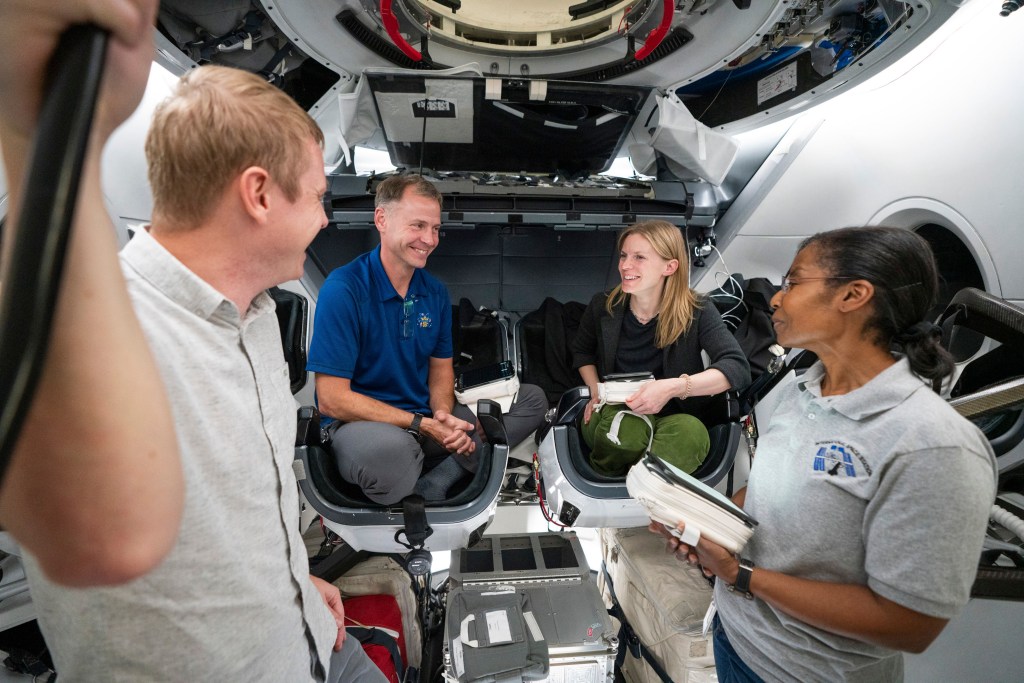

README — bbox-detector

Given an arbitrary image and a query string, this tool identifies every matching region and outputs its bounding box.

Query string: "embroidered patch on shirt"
[417,312,432,328]
[811,441,870,478]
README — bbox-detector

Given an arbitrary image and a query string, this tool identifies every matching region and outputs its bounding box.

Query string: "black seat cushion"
[306,443,494,510]
[269,287,308,395]
[451,298,505,373]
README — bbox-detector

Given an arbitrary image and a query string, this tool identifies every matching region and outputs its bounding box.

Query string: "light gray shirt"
[715,359,996,683]
[24,228,336,681]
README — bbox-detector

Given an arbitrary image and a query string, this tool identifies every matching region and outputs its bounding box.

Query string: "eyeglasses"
[780,275,854,294]
[400,297,416,340]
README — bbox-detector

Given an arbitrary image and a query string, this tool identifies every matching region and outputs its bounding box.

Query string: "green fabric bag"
[582,404,710,477]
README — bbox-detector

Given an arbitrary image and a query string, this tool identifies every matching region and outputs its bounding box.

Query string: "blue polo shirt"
[307,246,452,416]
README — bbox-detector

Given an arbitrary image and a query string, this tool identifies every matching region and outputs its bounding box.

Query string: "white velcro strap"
[460,614,479,647]
[606,410,653,450]
[678,524,701,547]
[523,611,544,642]
[455,376,521,416]
[485,78,502,100]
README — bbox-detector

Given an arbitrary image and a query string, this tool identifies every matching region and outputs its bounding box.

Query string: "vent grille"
[336,10,445,70]
[550,28,694,82]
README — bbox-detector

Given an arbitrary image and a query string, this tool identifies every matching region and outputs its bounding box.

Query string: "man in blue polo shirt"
[308,174,547,504]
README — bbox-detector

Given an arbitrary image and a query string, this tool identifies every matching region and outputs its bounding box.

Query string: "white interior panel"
[701,3,1024,299]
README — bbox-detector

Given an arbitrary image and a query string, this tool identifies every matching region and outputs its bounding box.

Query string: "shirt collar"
[798,357,928,419]
[121,227,271,325]
[368,245,427,302]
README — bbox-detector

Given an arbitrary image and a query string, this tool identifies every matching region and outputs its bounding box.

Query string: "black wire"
[696,67,735,121]
[0,25,108,484]
[418,99,428,176]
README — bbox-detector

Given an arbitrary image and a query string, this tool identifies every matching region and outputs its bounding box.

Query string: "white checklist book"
[626,454,757,554]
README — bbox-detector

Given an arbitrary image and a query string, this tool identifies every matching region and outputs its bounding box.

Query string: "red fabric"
[344,594,406,683]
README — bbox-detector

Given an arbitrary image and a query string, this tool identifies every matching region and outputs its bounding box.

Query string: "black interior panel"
[366,73,652,175]
[308,225,620,315]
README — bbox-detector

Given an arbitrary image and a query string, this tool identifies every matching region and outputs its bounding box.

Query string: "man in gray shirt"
[19,58,386,682]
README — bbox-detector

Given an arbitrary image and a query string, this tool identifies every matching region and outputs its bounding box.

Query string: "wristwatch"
[729,557,755,600]
[409,412,424,436]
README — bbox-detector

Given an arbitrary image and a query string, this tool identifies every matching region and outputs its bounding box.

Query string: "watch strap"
[732,557,755,599]
[409,412,423,434]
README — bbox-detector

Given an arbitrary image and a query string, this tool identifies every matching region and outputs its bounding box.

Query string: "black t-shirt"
[614,310,663,378]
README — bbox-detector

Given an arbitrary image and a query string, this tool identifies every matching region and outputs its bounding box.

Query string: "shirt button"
[807,413,815,420]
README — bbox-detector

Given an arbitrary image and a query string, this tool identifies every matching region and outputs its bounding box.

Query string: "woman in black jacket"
[571,220,750,474]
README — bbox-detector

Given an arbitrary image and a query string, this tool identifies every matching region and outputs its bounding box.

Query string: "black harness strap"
[394,495,432,550]
[347,626,405,680]
[602,562,676,683]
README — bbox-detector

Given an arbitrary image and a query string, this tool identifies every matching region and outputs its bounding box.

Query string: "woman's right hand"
[625,378,678,415]
[583,395,600,424]
[649,521,738,582]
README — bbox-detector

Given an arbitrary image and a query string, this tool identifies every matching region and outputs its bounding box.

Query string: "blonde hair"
[606,220,701,348]
[146,65,324,228]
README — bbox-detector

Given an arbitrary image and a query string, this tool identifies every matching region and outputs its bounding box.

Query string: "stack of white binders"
[626,454,757,554]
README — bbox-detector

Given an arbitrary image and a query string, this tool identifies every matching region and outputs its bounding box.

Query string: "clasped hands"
[424,409,476,457]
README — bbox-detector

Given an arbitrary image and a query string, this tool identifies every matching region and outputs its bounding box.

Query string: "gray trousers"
[329,384,547,505]
[326,632,390,682]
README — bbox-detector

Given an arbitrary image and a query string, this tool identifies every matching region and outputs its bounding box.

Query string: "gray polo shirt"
[715,359,996,683]
[24,228,336,681]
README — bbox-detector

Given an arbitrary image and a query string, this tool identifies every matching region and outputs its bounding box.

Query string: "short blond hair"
[146,65,324,228]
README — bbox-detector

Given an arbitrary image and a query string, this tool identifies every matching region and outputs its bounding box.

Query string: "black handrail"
[0,26,108,484]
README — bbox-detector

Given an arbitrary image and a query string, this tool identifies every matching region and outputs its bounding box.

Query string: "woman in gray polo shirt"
[660,226,996,682]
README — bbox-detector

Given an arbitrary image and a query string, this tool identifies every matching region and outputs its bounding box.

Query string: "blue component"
[813,445,827,472]
[819,39,857,70]
[825,11,893,72]
[675,9,897,99]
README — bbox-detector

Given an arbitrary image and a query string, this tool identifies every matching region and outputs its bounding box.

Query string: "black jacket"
[571,291,750,423]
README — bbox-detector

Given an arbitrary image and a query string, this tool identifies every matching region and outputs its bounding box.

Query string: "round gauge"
[406,548,433,576]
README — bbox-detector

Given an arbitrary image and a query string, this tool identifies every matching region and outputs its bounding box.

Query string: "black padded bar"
[0,26,108,482]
